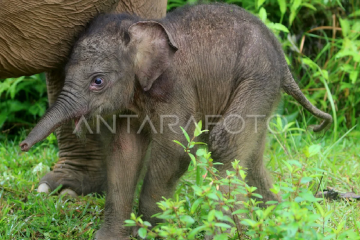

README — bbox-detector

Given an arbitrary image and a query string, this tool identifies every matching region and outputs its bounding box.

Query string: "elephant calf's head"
[20,13,178,151]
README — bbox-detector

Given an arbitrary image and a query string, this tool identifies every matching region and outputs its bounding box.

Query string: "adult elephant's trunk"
[20,96,85,151]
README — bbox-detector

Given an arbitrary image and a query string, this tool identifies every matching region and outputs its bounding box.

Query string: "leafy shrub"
[0,74,47,140]
[125,122,360,239]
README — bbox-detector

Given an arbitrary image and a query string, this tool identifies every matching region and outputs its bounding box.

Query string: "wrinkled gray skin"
[1,0,167,197]
[20,4,332,239]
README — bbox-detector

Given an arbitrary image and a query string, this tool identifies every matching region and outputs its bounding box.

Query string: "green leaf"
[188,226,207,239]
[302,57,318,70]
[252,193,263,199]
[180,126,190,143]
[196,165,203,186]
[214,222,231,229]
[269,186,280,195]
[258,7,267,22]
[180,215,195,226]
[240,219,257,227]
[321,69,329,80]
[173,140,186,149]
[207,192,219,201]
[291,0,302,11]
[8,77,25,99]
[304,145,321,158]
[194,120,203,137]
[298,191,319,202]
[257,0,266,9]
[336,50,360,61]
[123,220,136,226]
[239,169,246,180]
[337,220,346,232]
[143,221,152,227]
[277,0,286,14]
[190,198,203,214]
[314,202,325,216]
[214,210,223,220]
[262,205,276,219]
[232,209,249,215]
[196,148,206,156]
[287,160,302,168]
[208,209,216,222]
[289,0,301,26]
[0,113,7,129]
[301,3,316,11]
[189,153,197,166]
[138,228,147,239]
[267,23,289,33]
[339,18,350,37]
[349,9,360,17]
[300,177,313,184]
[350,71,359,84]
[214,233,229,240]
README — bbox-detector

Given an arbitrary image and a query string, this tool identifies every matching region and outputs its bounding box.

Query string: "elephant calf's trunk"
[20,100,81,151]
[20,142,32,152]
[20,114,65,151]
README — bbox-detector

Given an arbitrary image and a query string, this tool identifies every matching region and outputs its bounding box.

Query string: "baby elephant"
[20,3,332,239]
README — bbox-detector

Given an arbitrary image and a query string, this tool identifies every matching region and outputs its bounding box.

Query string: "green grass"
[1,122,360,239]
[0,138,105,239]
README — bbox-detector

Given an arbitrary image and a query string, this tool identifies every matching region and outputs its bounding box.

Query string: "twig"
[315,173,324,195]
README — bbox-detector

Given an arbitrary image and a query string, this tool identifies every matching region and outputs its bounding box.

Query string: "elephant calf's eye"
[94,78,103,85]
[90,77,106,91]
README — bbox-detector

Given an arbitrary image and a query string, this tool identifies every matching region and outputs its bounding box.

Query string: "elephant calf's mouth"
[74,117,81,127]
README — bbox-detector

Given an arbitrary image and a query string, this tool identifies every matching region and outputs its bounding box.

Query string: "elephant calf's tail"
[282,68,332,132]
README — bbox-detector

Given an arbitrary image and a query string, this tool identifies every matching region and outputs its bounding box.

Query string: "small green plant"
[125,122,360,239]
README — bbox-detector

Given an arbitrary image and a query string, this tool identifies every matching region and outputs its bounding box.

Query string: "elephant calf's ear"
[128,21,178,91]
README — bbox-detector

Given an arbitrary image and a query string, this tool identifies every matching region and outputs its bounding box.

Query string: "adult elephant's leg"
[38,69,106,196]
[37,0,168,195]
[114,0,167,18]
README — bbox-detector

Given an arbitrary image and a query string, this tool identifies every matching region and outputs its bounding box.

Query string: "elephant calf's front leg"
[96,122,149,240]
[38,69,107,196]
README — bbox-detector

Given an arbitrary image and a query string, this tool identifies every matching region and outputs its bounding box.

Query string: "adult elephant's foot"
[37,157,106,196]
[37,123,106,196]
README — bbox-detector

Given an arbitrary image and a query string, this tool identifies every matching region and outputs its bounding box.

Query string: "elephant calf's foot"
[37,158,106,196]
[95,227,130,240]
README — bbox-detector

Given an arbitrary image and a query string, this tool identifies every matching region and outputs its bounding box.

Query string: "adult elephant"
[0,0,167,196]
